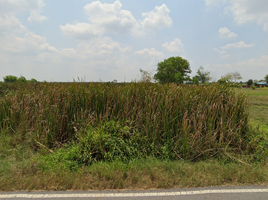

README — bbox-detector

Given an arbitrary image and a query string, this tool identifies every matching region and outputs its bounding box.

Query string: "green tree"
[196,66,211,84]
[17,76,27,82]
[192,75,199,84]
[29,78,38,83]
[154,56,191,84]
[247,79,253,86]
[3,75,17,83]
[265,74,268,84]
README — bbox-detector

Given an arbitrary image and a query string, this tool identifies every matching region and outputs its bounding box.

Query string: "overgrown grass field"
[0,82,267,191]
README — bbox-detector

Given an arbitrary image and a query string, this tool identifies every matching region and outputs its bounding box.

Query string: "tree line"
[140,56,268,85]
[2,75,38,83]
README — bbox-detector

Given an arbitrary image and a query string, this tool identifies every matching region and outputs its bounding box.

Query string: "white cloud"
[135,48,165,58]
[28,10,48,23]
[2,32,59,55]
[228,0,268,30]
[213,48,227,54]
[84,1,141,35]
[218,27,237,38]
[141,4,172,31]
[74,37,132,59]
[60,23,103,40]
[61,0,143,39]
[61,1,173,39]
[220,41,254,49]
[162,38,184,53]
[0,0,47,36]
[205,0,227,6]
[0,15,26,36]
[0,0,45,15]
[206,0,268,32]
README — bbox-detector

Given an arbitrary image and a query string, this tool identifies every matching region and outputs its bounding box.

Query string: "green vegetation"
[0,82,267,191]
[265,74,268,84]
[3,75,38,83]
[153,56,191,84]
[195,66,211,84]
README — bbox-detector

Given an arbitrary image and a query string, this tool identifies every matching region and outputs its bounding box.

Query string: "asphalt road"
[0,185,268,200]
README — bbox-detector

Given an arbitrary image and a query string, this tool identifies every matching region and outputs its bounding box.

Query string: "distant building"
[255,82,267,87]
[113,79,117,83]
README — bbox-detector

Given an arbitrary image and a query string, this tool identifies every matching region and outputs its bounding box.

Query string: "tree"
[192,75,199,84]
[29,78,38,83]
[265,74,268,84]
[232,71,242,83]
[138,69,154,83]
[196,66,211,84]
[247,79,253,86]
[17,76,27,82]
[3,75,17,83]
[154,56,191,84]
[219,73,233,83]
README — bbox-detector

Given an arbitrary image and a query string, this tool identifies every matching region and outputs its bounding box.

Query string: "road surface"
[0,185,268,200]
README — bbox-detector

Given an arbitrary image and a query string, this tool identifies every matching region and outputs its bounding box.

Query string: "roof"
[256,82,267,85]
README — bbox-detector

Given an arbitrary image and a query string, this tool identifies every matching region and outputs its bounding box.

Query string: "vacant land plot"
[0,83,267,191]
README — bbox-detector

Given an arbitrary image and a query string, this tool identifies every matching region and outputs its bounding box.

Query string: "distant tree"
[232,71,242,83]
[17,76,27,82]
[138,69,154,83]
[265,74,268,84]
[154,56,191,84]
[219,73,233,83]
[3,75,17,83]
[29,78,38,83]
[192,75,199,84]
[196,66,211,84]
[247,79,253,86]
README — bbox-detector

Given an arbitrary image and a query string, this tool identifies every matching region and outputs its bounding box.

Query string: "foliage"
[247,79,253,86]
[196,66,211,84]
[3,75,17,83]
[29,78,38,83]
[17,76,27,83]
[154,56,191,84]
[192,75,199,84]
[251,86,256,90]
[0,82,252,161]
[265,74,268,84]
[220,73,233,83]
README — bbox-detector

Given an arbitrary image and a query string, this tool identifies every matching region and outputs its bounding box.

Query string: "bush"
[251,86,256,90]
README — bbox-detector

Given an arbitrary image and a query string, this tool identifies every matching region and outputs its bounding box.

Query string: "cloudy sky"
[1,0,268,82]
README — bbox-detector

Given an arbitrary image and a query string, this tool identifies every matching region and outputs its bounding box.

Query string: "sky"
[0,0,268,82]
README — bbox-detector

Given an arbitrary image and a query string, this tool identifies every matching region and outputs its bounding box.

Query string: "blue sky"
[1,0,268,82]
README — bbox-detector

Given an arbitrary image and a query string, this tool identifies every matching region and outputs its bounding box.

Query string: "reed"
[0,82,250,160]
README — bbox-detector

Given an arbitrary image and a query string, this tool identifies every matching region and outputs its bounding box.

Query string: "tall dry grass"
[0,82,250,160]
